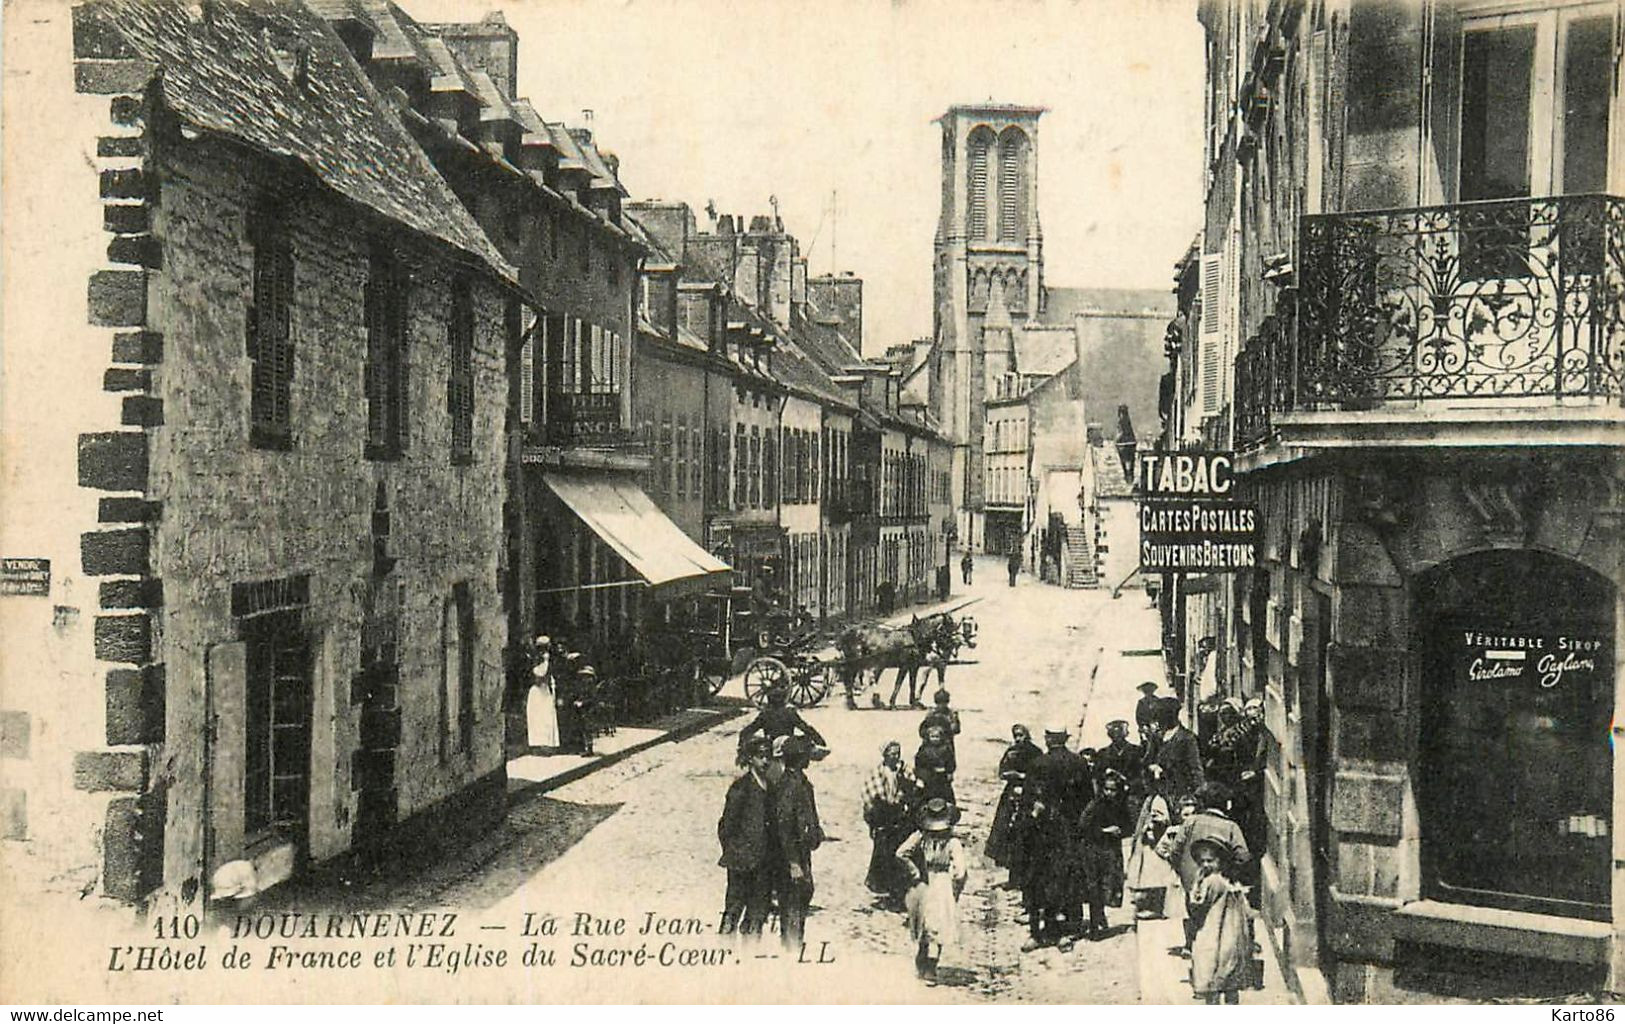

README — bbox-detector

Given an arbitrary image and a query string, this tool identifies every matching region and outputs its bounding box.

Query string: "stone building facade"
[1162,0,1624,1002]
[2,0,517,909]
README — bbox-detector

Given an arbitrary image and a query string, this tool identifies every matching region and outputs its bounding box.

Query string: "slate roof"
[87,0,513,283]
[1012,325,1075,379]
[1092,442,1135,498]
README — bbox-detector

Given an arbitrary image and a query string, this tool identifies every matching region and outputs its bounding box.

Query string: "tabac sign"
[1136,451,1258,573]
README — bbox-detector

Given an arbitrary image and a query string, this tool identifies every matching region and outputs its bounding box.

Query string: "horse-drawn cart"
[739,601,980,709]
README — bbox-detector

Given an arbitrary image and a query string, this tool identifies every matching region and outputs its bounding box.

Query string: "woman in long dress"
[985,724,1041,886]
[896,797,968,981]
[862,741,916,901]
[526,635,560,751]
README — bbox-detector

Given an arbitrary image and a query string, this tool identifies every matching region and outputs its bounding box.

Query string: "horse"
[834,611,978,708]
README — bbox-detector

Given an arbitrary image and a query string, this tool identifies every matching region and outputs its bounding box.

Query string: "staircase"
[1064,525,1098,589]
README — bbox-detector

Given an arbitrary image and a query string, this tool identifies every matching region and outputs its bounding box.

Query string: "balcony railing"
[1238,194,1624,448]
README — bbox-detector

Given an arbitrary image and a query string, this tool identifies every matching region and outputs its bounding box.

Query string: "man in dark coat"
[1094,720,1144,799]
[1021,724,1094,951]
[738,686,827,759]
[718,737,775,935]
[1148,696,1204,810]
[772,736,824,949]
[1134,681,1162,747]
[1007,549,1022,587]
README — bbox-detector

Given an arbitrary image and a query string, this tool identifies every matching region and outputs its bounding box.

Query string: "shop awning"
[542,472,731,592]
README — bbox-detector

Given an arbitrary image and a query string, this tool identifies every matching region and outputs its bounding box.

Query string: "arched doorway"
[1416,550,1614,921]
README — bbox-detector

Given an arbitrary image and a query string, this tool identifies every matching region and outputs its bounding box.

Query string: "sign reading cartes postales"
[1135,452,1258,573]
[0,557,50,596]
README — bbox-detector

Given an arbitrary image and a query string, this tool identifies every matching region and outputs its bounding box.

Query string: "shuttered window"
[519,310,536,426]
[998,128,1028,242]
[364,247,409,458]
[248,210,295,450]
[1198,251,1223,418]
[448,278,475,465]
[967,128,993,240]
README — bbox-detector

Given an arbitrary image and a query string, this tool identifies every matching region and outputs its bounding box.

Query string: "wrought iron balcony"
[1237,194,1624,449]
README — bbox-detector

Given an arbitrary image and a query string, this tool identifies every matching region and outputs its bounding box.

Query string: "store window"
[1418,549,1613,920]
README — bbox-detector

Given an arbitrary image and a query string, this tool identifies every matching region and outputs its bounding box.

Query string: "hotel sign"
[547,392,627,444]
[1136,451,1258,573]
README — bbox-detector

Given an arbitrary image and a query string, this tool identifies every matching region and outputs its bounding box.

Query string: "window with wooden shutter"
[519,310,535,427]
[248,210,296,450]
[365,247,409,458]
[449,278,475,465]
[1198,251,1223,418]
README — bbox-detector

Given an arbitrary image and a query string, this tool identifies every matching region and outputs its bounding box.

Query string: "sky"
[407,0,1207,355]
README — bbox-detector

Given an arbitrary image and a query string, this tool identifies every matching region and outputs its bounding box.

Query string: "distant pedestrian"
[717,737,775,936]
[772,736,824,949]
[986,724,1041,889]
[961,551,973,585]
[1187,837,1254,1004]
[1007,549,1021,587]
[862,740,916,902]
[897,798,968,981]
[914,722,957,805]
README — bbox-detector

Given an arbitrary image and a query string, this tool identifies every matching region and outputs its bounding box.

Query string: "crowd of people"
[714,665,1266,1000]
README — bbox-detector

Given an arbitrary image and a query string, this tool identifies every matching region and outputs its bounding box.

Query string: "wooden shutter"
[1199,251,1223,418]
[519,315,535,425]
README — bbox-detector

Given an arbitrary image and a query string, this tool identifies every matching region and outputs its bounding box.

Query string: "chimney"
[431,13,518,100]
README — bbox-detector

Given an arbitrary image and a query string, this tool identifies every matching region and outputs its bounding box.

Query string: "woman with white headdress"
[526,635,560,751]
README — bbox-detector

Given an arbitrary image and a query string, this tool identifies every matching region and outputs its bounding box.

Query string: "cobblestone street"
[294,558,1164,1003]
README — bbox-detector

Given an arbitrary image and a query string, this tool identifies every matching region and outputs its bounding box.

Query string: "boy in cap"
[718,737,775,936]
[773,736,824,948]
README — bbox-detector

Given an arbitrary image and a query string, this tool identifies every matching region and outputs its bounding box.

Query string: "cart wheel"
[698,659,729,698]
[742,657,788,707]
[790,664,832,708]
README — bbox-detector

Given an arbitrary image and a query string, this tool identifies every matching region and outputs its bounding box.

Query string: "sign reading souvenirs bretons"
[1136,452,1258,572]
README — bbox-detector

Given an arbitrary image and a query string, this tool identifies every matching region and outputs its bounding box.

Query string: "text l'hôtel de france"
[107,911,837,976]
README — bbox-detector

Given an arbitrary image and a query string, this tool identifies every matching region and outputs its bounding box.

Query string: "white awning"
[542,472,731,591]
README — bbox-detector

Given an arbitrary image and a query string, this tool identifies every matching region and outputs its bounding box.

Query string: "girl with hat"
[1185,836,1254,1004]
[895,797,968,981]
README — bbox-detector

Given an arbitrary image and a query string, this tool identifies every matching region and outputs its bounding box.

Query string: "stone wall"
[145,137,510,904]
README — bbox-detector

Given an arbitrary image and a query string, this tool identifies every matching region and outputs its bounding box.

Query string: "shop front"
[518,468,731,750]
